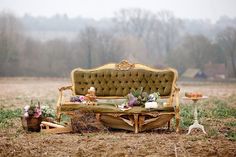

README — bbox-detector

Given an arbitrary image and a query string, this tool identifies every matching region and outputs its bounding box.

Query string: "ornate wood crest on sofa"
[56,60,180,133]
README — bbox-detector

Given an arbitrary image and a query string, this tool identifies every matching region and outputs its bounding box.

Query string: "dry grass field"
[0,77,236,157]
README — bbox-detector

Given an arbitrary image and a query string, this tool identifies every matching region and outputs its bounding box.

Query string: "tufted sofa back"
[71,64,177,97]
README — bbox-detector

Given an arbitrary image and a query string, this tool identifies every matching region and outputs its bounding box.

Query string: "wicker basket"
[21,116,42,132]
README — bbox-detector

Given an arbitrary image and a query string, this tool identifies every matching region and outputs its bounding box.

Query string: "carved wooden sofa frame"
[56,60,180,133]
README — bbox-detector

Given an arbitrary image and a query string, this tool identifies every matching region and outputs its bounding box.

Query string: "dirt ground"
[0,77,236,157]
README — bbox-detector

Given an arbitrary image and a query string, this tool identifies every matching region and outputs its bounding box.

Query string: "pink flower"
[34,107,42,118]
[79,96,85,102]
[127,94,138,106]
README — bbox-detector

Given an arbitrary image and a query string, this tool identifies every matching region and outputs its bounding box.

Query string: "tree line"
[0,9,236,77]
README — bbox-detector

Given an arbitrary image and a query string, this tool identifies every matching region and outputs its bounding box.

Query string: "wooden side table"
[183,96,208,135]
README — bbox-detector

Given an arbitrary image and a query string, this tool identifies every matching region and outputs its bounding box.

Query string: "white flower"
[24,112,29,117]
[24,105,30,112]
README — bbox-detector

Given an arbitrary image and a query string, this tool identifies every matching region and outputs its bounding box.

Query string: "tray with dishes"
[185,92,203,98]
[183,92,208,100]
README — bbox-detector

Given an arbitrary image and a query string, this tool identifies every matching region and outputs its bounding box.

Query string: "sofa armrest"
[57,85,72,107]
[56,85,72,121]
[59,85,73,92]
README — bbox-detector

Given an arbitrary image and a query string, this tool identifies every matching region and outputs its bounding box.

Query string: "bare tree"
[19,37,42,76]
[156,10,183,56]
[167,35,220,72]
[1,10,235,77]
[113,9,162,65]
[0,12,24,75]
[43,38,71,76]
[217,27,236,77]
[114,8,156,39]
[113,9,183,66]
[96,30,124,63]
[79,27,99,68]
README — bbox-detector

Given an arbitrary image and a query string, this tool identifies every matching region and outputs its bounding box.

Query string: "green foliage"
[41,105,56,118]
[60,114,71,124]
[226,131,236,141]
[0,108,22,128]
[225,121,236,127]
[199,98,236,118]
[180,104,207,128]
[180,105,193,128]
[212,104,236,118]
[130,87,146,98]
[28,105,36,116]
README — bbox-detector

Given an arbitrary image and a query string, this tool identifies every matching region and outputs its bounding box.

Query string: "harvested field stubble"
[0,78,236,157]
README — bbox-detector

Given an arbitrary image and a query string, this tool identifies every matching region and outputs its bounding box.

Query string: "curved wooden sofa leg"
[134,114,139,133]
[56,105,62,122]
[175,114,180,133]
[167,121,170,130]
[56,113,62,122]
[56,108,62,122]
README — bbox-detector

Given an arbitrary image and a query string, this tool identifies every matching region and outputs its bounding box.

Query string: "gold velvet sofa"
[56,60,180,133]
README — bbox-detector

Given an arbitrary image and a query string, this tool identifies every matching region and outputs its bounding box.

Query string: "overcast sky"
[1,0,236,21]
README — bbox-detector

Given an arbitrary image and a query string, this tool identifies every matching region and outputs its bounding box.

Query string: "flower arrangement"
[118,88,161,110]
[125,87,160,107]
[23,101,42,118]
[70,95,85,102]
[126,87,148,107]
[70,87,97,106]
[23,101,55,119]
[22,100,56,132]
